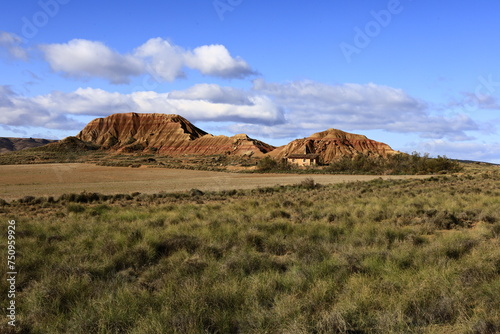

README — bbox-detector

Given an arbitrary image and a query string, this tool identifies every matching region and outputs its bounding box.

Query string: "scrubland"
[0,166,499,333]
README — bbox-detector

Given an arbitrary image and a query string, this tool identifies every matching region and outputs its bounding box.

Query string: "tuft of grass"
[66,203,85,213]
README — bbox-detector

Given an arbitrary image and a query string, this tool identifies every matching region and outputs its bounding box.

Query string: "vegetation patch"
[257,152,463,175]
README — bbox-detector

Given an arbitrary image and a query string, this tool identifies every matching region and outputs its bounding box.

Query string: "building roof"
[286,154,319,159]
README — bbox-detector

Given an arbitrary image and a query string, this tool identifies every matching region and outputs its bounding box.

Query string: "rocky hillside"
[76,113,274,157]
[268,128,397,164]
[0,137,58,154]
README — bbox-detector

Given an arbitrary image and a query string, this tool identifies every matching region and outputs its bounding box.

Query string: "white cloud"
[163,94,284,124]
[0,31,28,60]
[133,38,185,81]
[39,39,144,84]
[39,38,256,84]
[184,44,256,78]
[168,83,253,105]
[32,88,134,115]
[0,86,84,130]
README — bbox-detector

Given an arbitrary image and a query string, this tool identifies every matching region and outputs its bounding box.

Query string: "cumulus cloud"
[39,39,144,84]
[0,31,28,60]
[184,45,256,78]
[168,83,253,105]
[39,38,256,84]
[248,79,480,140]
[163,94,284,124]
[133,38,186,81]
[32,88,135,116]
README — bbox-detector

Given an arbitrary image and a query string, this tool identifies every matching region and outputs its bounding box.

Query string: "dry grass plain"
[1,167,498,333]
[0,163,433,201]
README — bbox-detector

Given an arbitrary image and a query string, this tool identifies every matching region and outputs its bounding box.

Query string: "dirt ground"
[0,163,432,200]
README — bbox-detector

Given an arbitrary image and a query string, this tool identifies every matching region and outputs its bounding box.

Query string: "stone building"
[286,153,320,166]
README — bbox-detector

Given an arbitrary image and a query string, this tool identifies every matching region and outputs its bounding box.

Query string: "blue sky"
[0,0,499,163]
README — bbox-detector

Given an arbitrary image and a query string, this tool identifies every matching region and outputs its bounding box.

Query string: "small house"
[286,153,319,166]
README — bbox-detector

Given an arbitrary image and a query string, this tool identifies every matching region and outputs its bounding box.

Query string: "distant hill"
[0,137,58,154]
[33,136,100,152]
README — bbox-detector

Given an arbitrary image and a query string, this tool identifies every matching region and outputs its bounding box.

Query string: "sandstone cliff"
[268,128,397,164]
[76,113,274,156]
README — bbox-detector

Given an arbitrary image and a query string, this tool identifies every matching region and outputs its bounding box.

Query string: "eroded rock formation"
[76,113,274,156]
[268,128,397,164]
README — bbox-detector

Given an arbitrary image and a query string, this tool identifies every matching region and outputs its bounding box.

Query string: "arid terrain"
[0,163,432,201]
[1,166,498,333]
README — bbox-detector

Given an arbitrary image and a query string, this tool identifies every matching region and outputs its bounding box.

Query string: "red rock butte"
[76,113,275,157]
[268,128,397,163]
[76,112,397,163]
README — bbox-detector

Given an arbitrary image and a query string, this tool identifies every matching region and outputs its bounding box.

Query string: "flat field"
[0,163,432,201]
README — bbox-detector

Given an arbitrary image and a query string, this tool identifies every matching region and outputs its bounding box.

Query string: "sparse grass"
[0,144,254,172]
[0,171,499,333]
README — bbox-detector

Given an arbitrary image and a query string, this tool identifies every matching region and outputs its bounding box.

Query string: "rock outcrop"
[268,128,397,164]
[76,113,274,156]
